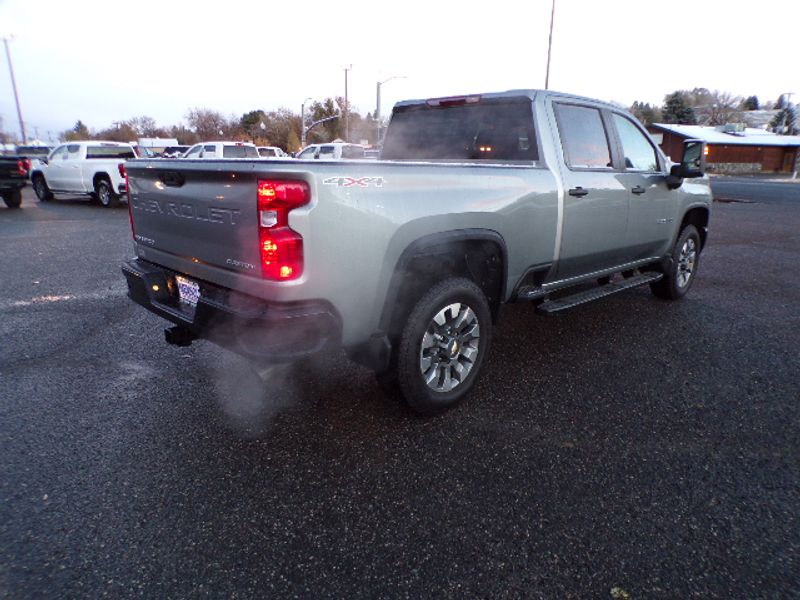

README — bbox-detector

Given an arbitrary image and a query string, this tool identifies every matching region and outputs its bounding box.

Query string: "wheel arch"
[93,172,112,188]
[680,206,710,249]
[379,229,507,341]
[349,228,506,373]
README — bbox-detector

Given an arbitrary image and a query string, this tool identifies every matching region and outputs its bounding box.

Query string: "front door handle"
[568,187,589,197]
[631,186,646,195]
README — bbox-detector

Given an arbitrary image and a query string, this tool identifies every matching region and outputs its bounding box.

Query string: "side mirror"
[666,139,706,189]
[678,139,706,178]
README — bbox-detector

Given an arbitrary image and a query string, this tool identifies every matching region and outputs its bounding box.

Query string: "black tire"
[32,175,53,201]
[2,189,22,208]
[390,277,492,416]
[651,224,701,300]
[95,178,120,208]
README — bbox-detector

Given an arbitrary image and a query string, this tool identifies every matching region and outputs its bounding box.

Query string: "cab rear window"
[381,99,538,163]
[86,146,136,159]
[222,146,259,158]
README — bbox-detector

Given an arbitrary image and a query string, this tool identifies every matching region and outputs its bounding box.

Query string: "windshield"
[381,98,538,163]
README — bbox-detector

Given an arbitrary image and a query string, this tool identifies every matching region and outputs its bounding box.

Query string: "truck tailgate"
[0,159,27,186]
[127,161,263,275]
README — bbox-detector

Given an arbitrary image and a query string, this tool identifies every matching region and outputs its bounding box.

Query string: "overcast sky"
[1,0,798,143]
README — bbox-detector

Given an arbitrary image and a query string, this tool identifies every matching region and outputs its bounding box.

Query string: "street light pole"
[376,76,405,145]
[545,0,555,90]
[344,64,352,142]
[3,36,26,143]
[300,97,313,148]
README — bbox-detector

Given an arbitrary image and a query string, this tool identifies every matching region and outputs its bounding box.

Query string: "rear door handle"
[568,187,589,197]
[632,186,646,195]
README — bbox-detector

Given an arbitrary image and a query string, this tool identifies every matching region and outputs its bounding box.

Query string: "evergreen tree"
[770,105,797,135]
[630,101,660,125]
[64,120,91,141]
[661,92,697,124]
[741,96,760,111]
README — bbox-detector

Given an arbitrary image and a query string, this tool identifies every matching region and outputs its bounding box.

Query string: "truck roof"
[59,140,133,147]
[393,89,621,110]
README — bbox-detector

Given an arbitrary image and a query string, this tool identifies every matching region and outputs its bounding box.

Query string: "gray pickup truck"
[122,89,711,414]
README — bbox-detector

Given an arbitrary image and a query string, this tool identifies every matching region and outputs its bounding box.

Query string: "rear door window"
[319,146,336,158]
[554,104,612,169]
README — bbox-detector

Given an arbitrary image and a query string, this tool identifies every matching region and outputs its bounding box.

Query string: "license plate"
[175,275,200,307]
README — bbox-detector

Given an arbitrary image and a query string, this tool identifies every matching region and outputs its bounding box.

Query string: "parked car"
[134,137,180,158]
[160,145,190,158]
[30,141,135,207]
[182,142,259,159]
[295,142,366,160]
[258,146,289,158]
[122,89,710,415]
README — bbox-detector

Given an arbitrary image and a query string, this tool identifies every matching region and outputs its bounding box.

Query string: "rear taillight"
[257,179,310,280]
[17,158,30,176]
[118,163,127,178]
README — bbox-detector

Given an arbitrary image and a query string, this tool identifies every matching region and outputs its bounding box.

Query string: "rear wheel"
[389,277,492,415]
[651,224,701,300]
[2,189,22,208]
[95,178,119,208]
[32,175,53,201]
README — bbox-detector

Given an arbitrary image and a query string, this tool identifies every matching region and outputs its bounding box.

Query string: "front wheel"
[393,277,492,415]
[32,175,53,201]
[651,224,701,300]
[95,178,120,208]
[2,189,22,208]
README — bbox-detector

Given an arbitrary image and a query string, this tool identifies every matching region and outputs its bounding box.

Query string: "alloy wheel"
[419,302,480,393]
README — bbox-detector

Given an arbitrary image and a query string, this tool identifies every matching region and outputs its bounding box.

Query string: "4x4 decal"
[322,176,385,188]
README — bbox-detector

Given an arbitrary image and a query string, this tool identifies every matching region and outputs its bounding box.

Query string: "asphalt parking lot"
[1,183,798,598]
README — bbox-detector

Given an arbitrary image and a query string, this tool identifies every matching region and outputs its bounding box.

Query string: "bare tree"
[695,90,744,126]
[185,108,235,140]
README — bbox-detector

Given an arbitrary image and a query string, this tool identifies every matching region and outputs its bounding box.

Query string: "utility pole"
[545,0,555,90]
[3,36,26,143]
[376,76,405,145]
[344,64,352,142]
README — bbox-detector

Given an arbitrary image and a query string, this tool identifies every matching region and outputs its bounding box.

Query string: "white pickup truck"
[30,141,135,207]
[182,141,260,159]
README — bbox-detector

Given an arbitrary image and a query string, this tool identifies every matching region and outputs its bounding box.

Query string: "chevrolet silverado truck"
[122,90,711,415]
[30,141,135,207]
[0,156,30,208]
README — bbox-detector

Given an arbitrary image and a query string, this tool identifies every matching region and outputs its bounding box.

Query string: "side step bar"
[535,272,663,315]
